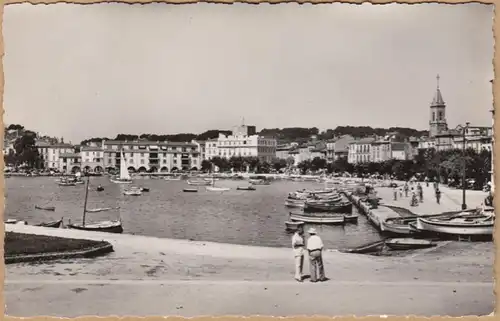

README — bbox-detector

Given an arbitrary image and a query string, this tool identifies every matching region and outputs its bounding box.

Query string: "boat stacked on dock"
[284,187,356,228]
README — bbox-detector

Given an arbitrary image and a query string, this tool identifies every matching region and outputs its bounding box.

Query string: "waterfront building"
[391,142,410,160]
[204,124,277,163]
[36,141,76,171]
[326,135,355,162]
[80,143,105,173]
[370,140,391,162]
[347,137,376,164]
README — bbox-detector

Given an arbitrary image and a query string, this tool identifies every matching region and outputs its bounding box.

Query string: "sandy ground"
[5,224,494,317]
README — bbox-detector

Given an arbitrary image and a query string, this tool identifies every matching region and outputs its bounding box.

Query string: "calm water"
[5,177,383,249]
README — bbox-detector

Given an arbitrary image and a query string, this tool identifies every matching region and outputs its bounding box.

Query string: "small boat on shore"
[35,205,56,211]
[237,186,256,191]
[289,212,345,225]
[35,218,63,228]
[384,238,436,251]
[183,188,198,193]
[342,240,385,254]
[415,215,494,236]
[285,220,304,231]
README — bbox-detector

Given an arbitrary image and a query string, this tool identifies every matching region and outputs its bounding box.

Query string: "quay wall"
[343,191,400,230]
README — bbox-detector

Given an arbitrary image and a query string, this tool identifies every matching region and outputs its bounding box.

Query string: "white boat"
[289,212,346,225]
[110,150,133,184]
[187,180,211,186]
[123,188,142,196]
[206,186,230,192]
[416,215,494,236]
[164,176,182,181]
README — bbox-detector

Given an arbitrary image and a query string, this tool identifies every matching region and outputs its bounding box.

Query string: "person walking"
[306,228,327,283]
[291,226,305,282]
[393,186,398,201]
[404,182,409,197]
[435,188,441,204]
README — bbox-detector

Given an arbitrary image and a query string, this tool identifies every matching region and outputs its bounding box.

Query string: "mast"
[82,174,91,226]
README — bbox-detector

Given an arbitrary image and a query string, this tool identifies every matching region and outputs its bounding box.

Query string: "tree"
[297,160,311,175]
[286,156,295,168]
[13,132,42,168]
[272,158,288,172]
[310,157,327,172]
[201,160,212,172]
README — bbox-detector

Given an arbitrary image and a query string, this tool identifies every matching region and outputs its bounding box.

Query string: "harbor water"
[5,176,383,249]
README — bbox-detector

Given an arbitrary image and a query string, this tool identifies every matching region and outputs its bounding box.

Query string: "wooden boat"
[183,188,198,193]
[35,205,56,211]
[58,181,76,186]
[343,240,385,254]
[123,189,142,196]
[35,218,63,228]
[5,219,27,225]
[206,186,230,192]
[164,176,182,181]
[304,201,352,214]
[415,215,494,236]
[67,175,123,234]
[110,150,133,184]
[86,207,120,213]
[249,179,270,185]
[385,238,436,251]
[67,220,123,233]
[187,180,211,186]
[237,186,256,191]
[343,213,359,223]
[285,199,305,208]
[285,221,304,231]
[289,212,345,225]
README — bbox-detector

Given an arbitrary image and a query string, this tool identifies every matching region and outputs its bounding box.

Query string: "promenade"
[375,182,487,216]
[5,224,494,317]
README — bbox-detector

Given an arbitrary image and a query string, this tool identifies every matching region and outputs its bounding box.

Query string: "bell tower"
[429,74,448,137]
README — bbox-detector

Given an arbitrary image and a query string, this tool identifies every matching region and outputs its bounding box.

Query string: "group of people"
[392,180,428,206]
[291,227,328,283]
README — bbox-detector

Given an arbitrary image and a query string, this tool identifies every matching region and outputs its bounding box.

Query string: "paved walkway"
[376,183,488,216]
[5,225,494,317]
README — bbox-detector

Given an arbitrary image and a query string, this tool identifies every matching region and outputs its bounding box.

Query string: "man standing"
[291,226,305,282]
[306,228,327,283]
[435,188,441,204]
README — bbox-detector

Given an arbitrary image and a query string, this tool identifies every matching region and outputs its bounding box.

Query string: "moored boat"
[187,180,211,186]
[206,186,230,192]
[58,181,76,186]
[342,240,385,254]
[343,213,359,223]
[110,150,133,184]
[237,186,256,191]
[289,212,345,225]
[249,179,270,185]
[285,220,304,231]
[67,220,123,233]
[35,205,56,211]
[304,201,352,214]
[35,218,63,228]
[183,188,198,193]
[123,189,142,196]
[415,215,494,236]
[385,238,436,251]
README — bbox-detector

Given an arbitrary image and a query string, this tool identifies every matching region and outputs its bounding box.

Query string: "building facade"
[204,125,277,163]
[348,137,376,164]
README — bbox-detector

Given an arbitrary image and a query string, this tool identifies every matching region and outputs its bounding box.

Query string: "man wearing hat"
[306,227,327,282]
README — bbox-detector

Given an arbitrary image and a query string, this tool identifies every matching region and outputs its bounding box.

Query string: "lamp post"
[461,122,470,210]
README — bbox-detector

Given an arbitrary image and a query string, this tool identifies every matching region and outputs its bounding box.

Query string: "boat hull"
[183,188,198,193]
[36,219,63,228]
[289,213,345,225]
[206,187,230,192]
[67,222,124,234]
[110,179,132,184]
[187,180,211,186]
[416,218,494,236]
[304,202,352,214]
[385,238,436,251]
[343,240,385,254]
[35,206,56,211]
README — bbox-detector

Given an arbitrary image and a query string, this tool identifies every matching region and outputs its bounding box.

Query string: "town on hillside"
[4,78,494,191]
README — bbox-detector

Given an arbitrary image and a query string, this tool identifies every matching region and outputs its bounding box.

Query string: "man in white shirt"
[306,227,326,282]
[291,226,305,282]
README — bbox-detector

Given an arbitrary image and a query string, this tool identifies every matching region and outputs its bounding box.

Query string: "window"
[432,112,436,122]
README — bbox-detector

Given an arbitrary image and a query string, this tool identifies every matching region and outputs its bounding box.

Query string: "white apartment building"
[204,125,277,163]
[370,140,391,163]
[348,137,376,164]
[36,141,76,170]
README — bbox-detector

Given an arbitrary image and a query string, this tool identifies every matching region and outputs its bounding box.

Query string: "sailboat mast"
[82,174,91,227]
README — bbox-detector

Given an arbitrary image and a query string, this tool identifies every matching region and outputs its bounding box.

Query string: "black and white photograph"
[3,2,495,317]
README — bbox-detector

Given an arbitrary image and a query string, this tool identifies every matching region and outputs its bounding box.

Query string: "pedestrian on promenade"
[404,182,409,197]
[399,186,403,198]
[393,186,398,200]
[435,188,441,204]
[306,228,327,283]
[410,191,419,207]
[291,227,305,282]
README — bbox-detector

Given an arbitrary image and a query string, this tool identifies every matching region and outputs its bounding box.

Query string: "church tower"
[429,74,448,137]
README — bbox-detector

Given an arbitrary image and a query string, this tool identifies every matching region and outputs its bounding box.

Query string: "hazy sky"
[3,3,494,143]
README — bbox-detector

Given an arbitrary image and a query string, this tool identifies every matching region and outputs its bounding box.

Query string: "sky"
[3,3,494,143]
